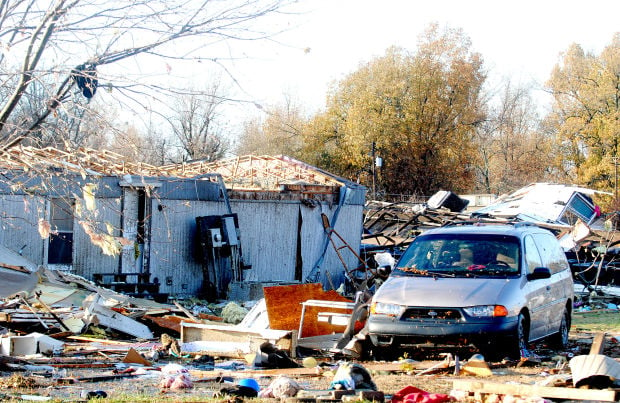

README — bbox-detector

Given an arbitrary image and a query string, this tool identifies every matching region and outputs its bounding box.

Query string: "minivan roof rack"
[441,220,482,227]
[512,221,537,228]
[442,220,538,228]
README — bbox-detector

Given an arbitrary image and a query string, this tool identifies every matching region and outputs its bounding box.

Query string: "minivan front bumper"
[367,314,519,347]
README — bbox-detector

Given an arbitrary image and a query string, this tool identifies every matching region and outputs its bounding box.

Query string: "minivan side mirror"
[376,265,392,279]
[527,267,551,281]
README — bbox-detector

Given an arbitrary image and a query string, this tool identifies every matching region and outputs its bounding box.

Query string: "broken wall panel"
[72,197,122,279]
[118,187,141,276]
[113,196,366,298]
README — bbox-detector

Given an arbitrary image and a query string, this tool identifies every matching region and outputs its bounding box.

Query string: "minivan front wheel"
[508,313,529,359]
[550,308,570,350]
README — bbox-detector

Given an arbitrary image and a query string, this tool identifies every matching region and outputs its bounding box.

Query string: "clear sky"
[228,0,620,115]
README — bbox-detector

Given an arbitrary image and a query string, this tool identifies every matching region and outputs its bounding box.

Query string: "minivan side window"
[523,235,543,274]
[532,233,569,274]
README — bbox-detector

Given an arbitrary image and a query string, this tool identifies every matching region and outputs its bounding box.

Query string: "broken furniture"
[180,322,294,359]
[297,299,356,351]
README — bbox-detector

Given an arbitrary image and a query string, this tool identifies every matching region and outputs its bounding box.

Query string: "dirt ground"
[1,328,618,402]
[0,360,550,402]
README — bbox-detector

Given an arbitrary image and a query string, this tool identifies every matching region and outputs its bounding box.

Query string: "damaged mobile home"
[0,146,366,300]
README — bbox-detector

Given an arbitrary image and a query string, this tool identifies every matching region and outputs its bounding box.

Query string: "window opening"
[48,198,74,264]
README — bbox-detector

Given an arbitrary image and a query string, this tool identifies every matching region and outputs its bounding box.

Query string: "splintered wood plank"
[263,283,354,338]
[452,380,618,402]
[589,332,607,354]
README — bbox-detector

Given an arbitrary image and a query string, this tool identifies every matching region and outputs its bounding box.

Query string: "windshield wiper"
[424,270,456,278]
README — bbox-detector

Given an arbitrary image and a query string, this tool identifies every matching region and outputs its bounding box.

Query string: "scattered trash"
[461,354,492,377]
[160,333,181,356]
[0,373,37,388]
[217,378,259,398]
[302,356,318,368]
[0,332,64,356]
[258,375,301,398]
[392,385,455,403]
[330,362,376,391]
[80,390,108,400]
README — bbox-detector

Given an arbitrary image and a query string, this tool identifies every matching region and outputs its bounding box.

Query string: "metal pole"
[613,156,618,202]
[613,137,619,203]
[371,142,376,199]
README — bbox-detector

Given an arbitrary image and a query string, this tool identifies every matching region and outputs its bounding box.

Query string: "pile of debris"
[0,182,619,401]
[0,267,619,401]
[362,184,620,292]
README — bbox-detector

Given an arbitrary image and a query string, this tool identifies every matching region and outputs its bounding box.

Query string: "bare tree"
[236,92,306,156]
[11,80,117,149]
[0,0,294,149]
[473,78,556,194]
[165,82,230,163]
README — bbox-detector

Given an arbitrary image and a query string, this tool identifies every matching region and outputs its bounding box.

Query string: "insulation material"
[221,301,249,324]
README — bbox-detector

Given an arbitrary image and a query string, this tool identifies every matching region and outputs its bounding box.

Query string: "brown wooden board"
[452,379,618,402]
[589,332,607,355]
[263,283,354,338]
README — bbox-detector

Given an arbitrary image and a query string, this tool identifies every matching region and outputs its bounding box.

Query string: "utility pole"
[613,155,619,203]
[371,142,376,200]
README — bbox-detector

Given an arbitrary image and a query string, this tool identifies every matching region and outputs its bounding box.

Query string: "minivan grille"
[401,308,462,320]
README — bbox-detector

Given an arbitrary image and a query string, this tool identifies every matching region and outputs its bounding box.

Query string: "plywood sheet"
[263,283,354,338]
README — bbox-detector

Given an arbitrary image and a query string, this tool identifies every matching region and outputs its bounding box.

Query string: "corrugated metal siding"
[148,199,228,296]
[0,174,123,198]
[342,185,367,206]
[153,179,221,201]
[230,201,299,282]
[0,194,46,264]
[300,203,364,289]
[119,188,139,274]
[0,171,365,300]
[148,197,364,297]
[72,197,122,279]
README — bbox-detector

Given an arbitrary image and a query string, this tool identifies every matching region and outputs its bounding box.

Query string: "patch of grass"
[571,309,620,333]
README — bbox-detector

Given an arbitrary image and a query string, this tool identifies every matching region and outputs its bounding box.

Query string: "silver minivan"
[366,222,574,359]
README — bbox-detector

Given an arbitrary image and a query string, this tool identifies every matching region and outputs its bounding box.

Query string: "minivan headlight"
[370,302,402,317]
[463,305,508,317]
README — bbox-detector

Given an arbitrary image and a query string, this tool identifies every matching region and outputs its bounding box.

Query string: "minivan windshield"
[394,233,521,278]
